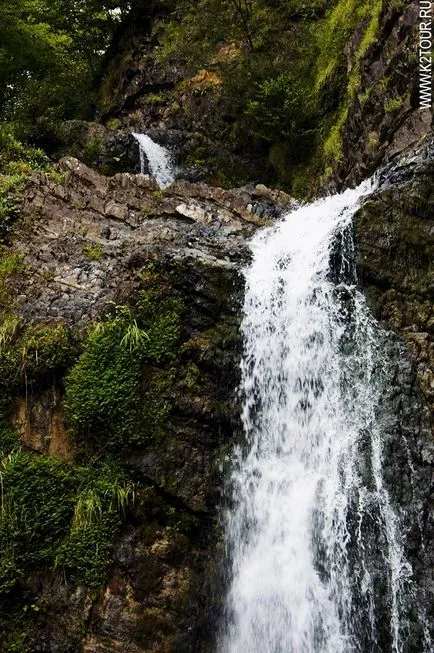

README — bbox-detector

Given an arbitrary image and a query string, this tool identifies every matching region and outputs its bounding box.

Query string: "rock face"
[334,2,432,188]
[354,139,434,629]
[354,138,434,431]
[0,138,432,651]
[15,157,294,328]
[0,160,295,653]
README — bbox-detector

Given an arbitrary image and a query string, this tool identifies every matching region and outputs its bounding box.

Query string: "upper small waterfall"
[132,133,175,188]
[219,181,431,653]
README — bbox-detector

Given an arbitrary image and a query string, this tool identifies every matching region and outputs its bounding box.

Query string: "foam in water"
[219,182,430,653]
[132,133,174,188]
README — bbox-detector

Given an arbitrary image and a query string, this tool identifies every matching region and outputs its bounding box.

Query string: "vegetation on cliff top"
[154,0,385,192]
[1,0,387,194]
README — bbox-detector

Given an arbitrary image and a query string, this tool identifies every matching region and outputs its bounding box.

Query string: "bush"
[0,318,77,398]
[0,452,76,593]
[0,124,51,236]
[0,452,134,592]
[65,296,182,450]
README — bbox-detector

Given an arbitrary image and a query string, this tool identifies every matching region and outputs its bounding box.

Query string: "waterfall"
[219,182,430,653]
[132,133,175,188]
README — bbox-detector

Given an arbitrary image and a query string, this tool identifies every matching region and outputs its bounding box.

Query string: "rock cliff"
[0,2,432,652]
[0,159,294,652]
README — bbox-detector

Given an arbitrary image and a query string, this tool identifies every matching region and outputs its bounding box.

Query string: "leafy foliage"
[0,1,132,139]
[0,124,50,236]
[0,317,77,398]
[65,294,182,450]
[0,452,134,591]
[157,0,383,192]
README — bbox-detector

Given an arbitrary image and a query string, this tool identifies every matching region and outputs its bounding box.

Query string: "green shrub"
[65,296,182,450]
[82,243,103,262]
[0,319,76,397]
[0,452,76,592]
[0,421,20,458]
[135,291,182,363]
[0,255,22,306]
[55,461,134,587]
[64,310,147,448]
[0,124,51,236]
[0,453,134,592]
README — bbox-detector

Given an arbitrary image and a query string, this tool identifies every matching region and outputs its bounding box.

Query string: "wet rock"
[354,143,434,631]
[331,3,432,189]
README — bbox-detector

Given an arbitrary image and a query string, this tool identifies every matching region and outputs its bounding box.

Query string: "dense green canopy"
[0,1,132,134]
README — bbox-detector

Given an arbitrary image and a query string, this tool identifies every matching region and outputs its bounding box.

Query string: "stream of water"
[219,182,430,653]
[132,132,175,188]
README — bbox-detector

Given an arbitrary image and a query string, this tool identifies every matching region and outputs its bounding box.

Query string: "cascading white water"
[219,182,430,653]
[132,133,175,188]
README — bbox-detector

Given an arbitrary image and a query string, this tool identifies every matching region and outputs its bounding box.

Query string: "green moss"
[367,131,379,149]
[323,107,348,163]
[46,168,67,185]
[0,420,20,458]
[0,452,76,593]
[65,293,182,451]
[82,137,102,164]
[183,363,201,391]
[0,319,76,399]
[0,452,134,592]
[135,290,182,363]
[317,0,382,165]
[55,461,134,587]
[145,93,166,106]
[65,310,148,449]
[0,254,22,307]
[167,101,181,115]
[0,176,27,237]
[142,369,175,440]
[315,0,378,88]
[0,316,77,440]
[384,95,405,113]
[106,118,122,130]
[82,242,103,262]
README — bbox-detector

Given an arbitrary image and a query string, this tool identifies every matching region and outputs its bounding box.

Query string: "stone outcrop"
[0,161,294,653]
[14,157,294,328]
[335,2,432,188]
[354,139,434,628]
[354,138,434,430]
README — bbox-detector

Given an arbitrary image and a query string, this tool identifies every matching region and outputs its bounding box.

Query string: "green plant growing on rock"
[65,294,182,451]
[0,420,20,458]
[384,95,405,113]
[55,461,135,587]
[145,93,166,105]
[316,0,382,166]
[0,451,135,593]
[120,319,150,353]
[106,118,122,130]
[367,132,379,150]
[83,138,102,164]
[82,242,103,262]
[0,176,27,237]
[0,318,77,419]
